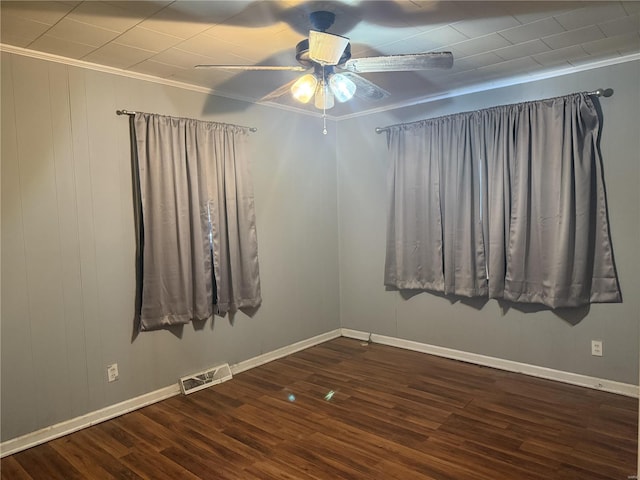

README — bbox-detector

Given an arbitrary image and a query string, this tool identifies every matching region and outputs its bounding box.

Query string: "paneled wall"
[1,52,341,442]
[2,50,638,445]
[337,60,640,385]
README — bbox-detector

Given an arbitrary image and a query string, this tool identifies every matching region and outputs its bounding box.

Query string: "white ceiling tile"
[449,52,504,73]
[224,1,300,30]
[28,34,97,59]
[168,0,253,22]
[241,28,306,60]
[617,32,640,54]
[504,2,584,25]
[168,67,235,90]
[0,1,74,25]
[581,31,640,55]
[139,8,216,39]
[451,14,521,39]
[598,13,640,38]
[448,33,512,57]
[498,17,566,45]
[554,3,628,31]
[171,34,258,64]
[341,22,422,51]
[493,39,552,61]
[399,25,470,52]
[569,49,624,67]
[129,60,187,78]
[387,1,464,28]
[150,47,244,69]
[532,44,589,66]
[202,23,292,48]
[66,1,148,32]
[46,18,121,47]
[102,1,170,19]
[622,1,640,15]
[207,36,299,64]
[542,25,606,50]
[114,26,184,53]
[82,42,156,69]
[451,1,513,20]
[0,15,51,47]
[444,67,493,86]
[172,33,236,58]
[474,56,541,77]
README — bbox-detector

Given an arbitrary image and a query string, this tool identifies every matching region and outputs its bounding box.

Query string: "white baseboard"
[340,328,639,398]
[231,329,342,375]
[0,328,342,458]
[0,384,181,458]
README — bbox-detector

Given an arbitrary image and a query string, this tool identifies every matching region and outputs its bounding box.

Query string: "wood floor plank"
[12,443,85,480]
[0,456,33,480]
[2,339,637,479]
[48,431,139,480]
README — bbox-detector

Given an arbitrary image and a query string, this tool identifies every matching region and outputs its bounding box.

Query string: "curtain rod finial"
[590,88,614,97]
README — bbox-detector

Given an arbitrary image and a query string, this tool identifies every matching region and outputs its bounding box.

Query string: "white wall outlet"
[107,363,119,382]
[591,340,603,357]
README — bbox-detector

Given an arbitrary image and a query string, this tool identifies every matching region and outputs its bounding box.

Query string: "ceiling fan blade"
[340,72,390,101]
[343,52,453,73]
[195,64,307,71]
[259,78,299,102]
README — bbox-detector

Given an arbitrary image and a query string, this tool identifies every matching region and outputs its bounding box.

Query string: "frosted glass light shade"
[329,74,356,102]
[309,30,349,65]
[291,74,318,103]
[314,82,335,110]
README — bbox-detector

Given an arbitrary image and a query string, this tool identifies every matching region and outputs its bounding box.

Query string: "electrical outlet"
[107,363,119,382]
[591,340,603,357]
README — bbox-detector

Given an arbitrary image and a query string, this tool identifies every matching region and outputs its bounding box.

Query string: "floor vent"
[179,363,232,395]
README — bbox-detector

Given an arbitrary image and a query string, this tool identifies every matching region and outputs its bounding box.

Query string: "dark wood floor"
[2,337,637,479]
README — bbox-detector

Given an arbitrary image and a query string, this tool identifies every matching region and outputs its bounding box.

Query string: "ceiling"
[1,1,639,118]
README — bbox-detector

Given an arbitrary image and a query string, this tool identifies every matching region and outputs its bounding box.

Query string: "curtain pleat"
[384,93,621,308]
[133,114,261,330]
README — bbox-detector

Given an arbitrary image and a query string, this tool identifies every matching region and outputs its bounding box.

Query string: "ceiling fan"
[196,11,453,113]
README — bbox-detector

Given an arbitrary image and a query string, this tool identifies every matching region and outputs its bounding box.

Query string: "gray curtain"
[384,115,487,296]
[385,92,621,308]
[134,113,261,331]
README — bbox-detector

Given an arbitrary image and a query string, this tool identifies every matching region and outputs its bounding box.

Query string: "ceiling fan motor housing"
[309,11,336,31]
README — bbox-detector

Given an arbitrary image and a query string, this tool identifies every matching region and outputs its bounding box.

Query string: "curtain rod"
[116,109,258,132]
[374,87,614,134]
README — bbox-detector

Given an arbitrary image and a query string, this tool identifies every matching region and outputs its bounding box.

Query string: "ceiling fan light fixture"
[309,30,350,65]
[329,74,356,102]
[291,73,318,103]
[314,81,335,110]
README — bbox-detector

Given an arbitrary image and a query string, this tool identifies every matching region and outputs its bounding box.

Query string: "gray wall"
[1,52,340,442]
[2,51,638,444]
[337,60,640,385]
